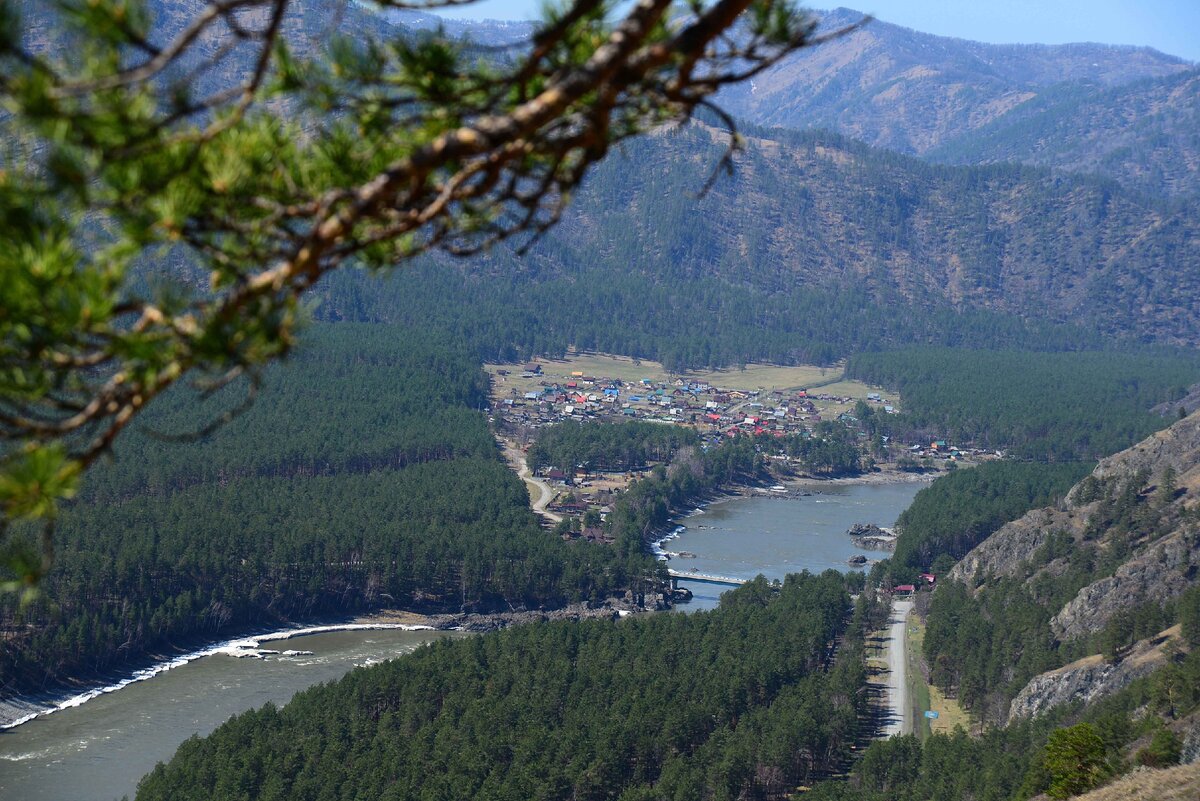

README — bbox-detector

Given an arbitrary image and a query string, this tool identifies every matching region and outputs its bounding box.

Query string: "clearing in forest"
[486,353,881,397]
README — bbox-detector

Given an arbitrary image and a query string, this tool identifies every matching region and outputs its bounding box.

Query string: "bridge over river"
[667,569,746,588]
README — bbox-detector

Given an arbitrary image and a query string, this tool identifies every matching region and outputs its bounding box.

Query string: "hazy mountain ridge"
[14,2,1200,348]
[716,7,1192,157]
[929,67,1200,198]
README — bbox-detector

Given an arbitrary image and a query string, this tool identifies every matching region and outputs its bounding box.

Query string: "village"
[485,354,1000,537]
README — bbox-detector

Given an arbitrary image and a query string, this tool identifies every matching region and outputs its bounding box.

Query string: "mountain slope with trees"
[317,122,1200,364]
[716,7,1190,156]
[564,124,1200,346]
[929,68,1200,199]
[921,410,1200,721]
[845,349,1200,461]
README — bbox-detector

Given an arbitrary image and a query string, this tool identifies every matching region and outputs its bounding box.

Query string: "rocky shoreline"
[845,522,898,551]
[356,597,656,632]
[788,467,939,487]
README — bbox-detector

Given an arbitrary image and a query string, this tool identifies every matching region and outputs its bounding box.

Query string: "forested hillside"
[317,123,1200,358]
[929,68,1200,199]
[82,325,495,501]
[888,461,1093,579]
[846,349,1200,460]
[921,411,1200,720]
[811,419,1200,801]
[0,325,655,693]
[135,572,873,801]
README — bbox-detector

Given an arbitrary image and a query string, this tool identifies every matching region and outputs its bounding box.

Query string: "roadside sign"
[924,710,939,719]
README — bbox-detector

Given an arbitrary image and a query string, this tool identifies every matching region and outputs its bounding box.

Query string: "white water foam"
[0,745,58,762]
[650,525,687,560]
[0,622,436,731]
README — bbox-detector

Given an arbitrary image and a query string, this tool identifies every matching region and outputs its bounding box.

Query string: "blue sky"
[434,0,1200,61]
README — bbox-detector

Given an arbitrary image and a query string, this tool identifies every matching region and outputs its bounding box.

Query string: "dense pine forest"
[0,325,656,692]
[135,572,875,801]
[886,461,1093,580]
[316,255,1106,373]
[527,421,701,474]
[846,348,1200,461]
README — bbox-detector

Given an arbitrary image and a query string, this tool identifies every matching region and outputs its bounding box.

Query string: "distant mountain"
[378,7,535,45]
[546,122,1200,347]
[928,68,1200,198]
[21,1,1197,203]
[718,7,1191,155]
[16,1,1200,352]
[317,119,1200,370]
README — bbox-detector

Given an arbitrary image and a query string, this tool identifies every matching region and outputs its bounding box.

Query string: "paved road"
[881,597,914,738]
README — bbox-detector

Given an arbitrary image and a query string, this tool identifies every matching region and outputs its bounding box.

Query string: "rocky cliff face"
[947,412,1200,720]
[1086,410,1200,487]
[948,505,1074,584]
[952,412,1200,637]
[1008,627,1180,722]
[1051,530,1200,640]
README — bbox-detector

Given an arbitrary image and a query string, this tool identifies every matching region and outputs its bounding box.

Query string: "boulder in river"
[845,523,897,551]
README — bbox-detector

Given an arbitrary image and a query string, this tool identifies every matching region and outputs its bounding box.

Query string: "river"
[0,478,925,800]
[0,628,462,801]
[666,479,927,610]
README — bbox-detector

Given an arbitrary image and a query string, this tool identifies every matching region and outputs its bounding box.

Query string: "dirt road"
[499,439,563,523]
[881,597,914,737]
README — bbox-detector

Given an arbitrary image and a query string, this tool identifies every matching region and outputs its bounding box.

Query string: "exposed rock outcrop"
[947,505,1077,586]
[949,411,1200,642]
[1008,627,1181,722]
[1008,657,1162,723]
[1084,410,1200,490]
[846,522,896,551]
[1183,718,1200,765]
[1153,382,1200,418]
[1051,530,1200,640]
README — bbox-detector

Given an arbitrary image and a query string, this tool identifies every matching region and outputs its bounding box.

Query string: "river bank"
[0,600,639,730]
[2,475,930,800]
[787,466,941,486]
[0,627,465,801]
[1,471,934,731]
[652,468,933,560]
